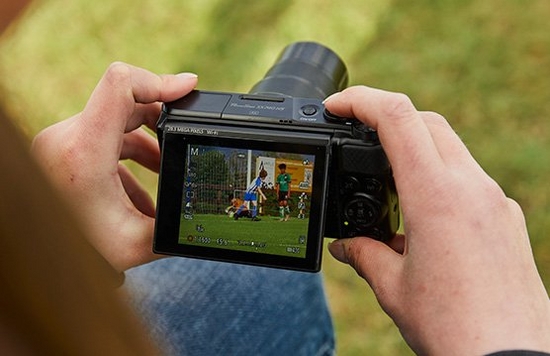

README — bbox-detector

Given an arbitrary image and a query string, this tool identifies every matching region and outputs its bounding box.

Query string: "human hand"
[32,62,198,272]
[325,86,550,355]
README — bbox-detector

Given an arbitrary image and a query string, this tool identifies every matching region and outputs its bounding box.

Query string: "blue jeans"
[124,258,335,356]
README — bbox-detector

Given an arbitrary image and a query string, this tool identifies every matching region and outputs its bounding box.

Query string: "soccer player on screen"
[236,169,267,221]
[226,196,251,220]
[276,163,292,221]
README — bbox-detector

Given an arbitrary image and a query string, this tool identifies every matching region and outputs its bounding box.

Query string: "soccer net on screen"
[183,145,313,218]
[184,148,262,215]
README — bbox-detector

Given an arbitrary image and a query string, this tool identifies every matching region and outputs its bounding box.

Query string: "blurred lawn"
[1,0,549,355]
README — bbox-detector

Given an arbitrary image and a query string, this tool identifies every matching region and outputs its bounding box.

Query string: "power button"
[301,104,319,116]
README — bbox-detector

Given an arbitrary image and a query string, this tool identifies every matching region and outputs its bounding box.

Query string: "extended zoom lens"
[249,42,348,100]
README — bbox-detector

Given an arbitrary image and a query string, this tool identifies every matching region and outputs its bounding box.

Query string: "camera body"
[153,91,399,272]
[153,42,399,272]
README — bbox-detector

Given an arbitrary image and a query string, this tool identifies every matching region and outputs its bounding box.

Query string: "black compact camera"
[153,42,399,272]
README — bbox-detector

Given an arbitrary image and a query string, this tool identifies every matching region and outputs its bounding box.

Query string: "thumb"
[328,237,403,300]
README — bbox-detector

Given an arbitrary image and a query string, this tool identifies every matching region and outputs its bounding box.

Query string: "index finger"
[81,62,198,134]
[71,62,197,165]
[324,86,444,189]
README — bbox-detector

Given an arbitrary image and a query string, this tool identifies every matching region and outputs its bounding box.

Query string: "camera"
[153,42,400,272]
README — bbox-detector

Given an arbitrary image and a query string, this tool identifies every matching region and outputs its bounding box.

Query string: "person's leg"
[250,200,258,218]
[124,258,335,356]
[235,203,247,217]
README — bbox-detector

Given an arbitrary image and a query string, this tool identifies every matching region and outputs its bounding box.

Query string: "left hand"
[32,62,198,272]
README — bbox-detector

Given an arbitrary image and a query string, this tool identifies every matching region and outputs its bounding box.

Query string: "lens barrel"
[249,42,348,100]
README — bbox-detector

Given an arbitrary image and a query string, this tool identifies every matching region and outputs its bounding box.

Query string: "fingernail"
[322,91,341,104]
[328,239,349,264]
[176,72,198,79]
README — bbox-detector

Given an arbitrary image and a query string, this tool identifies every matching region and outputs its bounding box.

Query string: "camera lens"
[249,42,348,100]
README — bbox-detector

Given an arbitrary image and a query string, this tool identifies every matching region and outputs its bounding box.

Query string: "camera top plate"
[161,90,353,131]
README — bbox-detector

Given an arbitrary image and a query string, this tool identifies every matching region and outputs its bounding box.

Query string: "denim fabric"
[124,258,335,356]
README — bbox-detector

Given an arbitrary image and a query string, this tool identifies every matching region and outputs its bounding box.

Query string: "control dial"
[351,120,379,143]
[323,109,379,143]
[344,193,382,228]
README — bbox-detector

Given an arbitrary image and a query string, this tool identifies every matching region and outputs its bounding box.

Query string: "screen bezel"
[153,125,330,272]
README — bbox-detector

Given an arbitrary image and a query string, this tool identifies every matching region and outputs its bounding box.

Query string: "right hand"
[325,86,550,355]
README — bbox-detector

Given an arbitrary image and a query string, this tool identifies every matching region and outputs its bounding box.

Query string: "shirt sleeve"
[486,351,550,356]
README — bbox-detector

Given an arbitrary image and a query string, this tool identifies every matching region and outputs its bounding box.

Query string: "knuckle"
[32,125,84,174]
[107,61,131,73]
[421,111,456,132]
[465,177,510,214]
[422,111,448,125]
[486,181,507,200]
[380,92,416,122]
[104,61,132,85]
[31,129,49,153]
[31,125,62,158]
[344,85,369,96]
[505,197,528,226]
[478,177,508,204]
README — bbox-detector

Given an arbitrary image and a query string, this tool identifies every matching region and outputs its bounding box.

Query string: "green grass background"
[1,0,549,354]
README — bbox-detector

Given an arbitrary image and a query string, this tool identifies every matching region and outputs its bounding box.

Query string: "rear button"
[301,105,318,116]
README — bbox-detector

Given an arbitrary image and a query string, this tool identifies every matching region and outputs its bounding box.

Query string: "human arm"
[324,86,550,355]
[286,174,291,197]
[258,187,267,201]
[31,62,198,272]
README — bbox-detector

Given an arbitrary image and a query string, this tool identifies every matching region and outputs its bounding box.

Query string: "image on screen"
[178,143,316,259]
